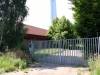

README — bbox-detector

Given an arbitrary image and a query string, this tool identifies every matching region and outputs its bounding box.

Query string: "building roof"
[24,25,47,36]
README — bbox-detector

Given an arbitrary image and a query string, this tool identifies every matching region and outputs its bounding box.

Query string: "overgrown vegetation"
[88,57,100,75]
[18,43,28,52]
[0,1,29,73]
[0,52,27,74]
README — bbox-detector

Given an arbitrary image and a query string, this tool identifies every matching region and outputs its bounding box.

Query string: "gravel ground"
[2,63,90,75]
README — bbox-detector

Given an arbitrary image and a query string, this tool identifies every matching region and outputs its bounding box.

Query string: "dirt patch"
[2,63,90,75]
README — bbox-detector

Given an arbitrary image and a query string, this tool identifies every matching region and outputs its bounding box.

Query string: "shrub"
[89,57,100,75]
[14,58,26,69]
[88,58,95,70]
[6,50,32,64]
[18,43,27,52]
[0,53,27,74]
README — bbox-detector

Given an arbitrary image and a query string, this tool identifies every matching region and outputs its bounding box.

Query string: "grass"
[88,57,100,75]
[34,48,65,57]
[0,53,26,74]
[77,68,90,75]
[23,69,29,73]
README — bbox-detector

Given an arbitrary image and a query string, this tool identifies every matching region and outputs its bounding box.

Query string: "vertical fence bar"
[48,40,50,63]
[95,38,98,55]
[36,41,42,62]
[66,39,68,56]
[68,39,70,65]
[78,39,80,57]
[64,40,67,64]
[45,41,47,63]
[49,40,52,63]
[36,41,39,62]
[31,41,34,59]
[78,39,80,66]
[33,41,36,61]
[50,40,54,64]
[42,41,45,63]
[57,40,59,64]
[74,39,76,56]
[41,41,44,63]
[86,38,88,60]
[35,41,38,62]
[92,38,94,60]
[73,39,76,66]
[70,39,72,65]
[84,38,87,60]
[39,41,42,62]
[62,39,64,64]
[59,40,61,64]
[98,37,100,57]
[72,39,74,65]
[53,41,57,64]
[89,38,91,59]
[82,39,84,58]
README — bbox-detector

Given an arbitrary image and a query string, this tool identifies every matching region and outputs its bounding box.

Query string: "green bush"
[0,54,26,74]
[14,58,26,69]
[18,43,27,51]
[88,58,95,70]
[89,57,100,75]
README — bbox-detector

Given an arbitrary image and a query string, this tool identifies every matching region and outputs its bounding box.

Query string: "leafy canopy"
[0,0,28,49]
[47,16,74,40]
[71,0,100,38]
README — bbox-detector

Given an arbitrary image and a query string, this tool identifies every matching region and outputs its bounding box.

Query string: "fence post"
[59,40,62,64]
[31,41,34,58]
[98,37,100,57]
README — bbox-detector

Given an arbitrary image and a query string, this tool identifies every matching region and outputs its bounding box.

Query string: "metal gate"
[31,37,100,66]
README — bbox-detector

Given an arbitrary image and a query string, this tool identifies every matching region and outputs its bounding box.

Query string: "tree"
[71,0,100,38]
[47,16,74,40]
[0,0,28,49]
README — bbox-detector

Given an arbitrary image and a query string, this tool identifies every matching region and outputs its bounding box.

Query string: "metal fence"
[31,37,99,66]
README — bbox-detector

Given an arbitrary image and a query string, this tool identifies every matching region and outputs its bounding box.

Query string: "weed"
[23,69,29,73]
[0,53,26,74]
[89,57,100,75]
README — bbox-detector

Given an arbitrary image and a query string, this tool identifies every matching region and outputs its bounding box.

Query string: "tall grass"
[88,57,100,75]
[0,53,26,74]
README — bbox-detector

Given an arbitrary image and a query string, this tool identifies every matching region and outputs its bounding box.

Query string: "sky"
[23,0,74,30]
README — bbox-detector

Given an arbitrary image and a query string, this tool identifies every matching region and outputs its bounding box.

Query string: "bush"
[89,57,100,75]
[88,58,95,70]
[14,58,26,69]
[6,49,32,64]
[0,53,27,74]
[18,43,27,52]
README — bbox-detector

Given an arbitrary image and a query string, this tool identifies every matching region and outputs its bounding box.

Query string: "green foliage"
[88,57,100,75]
[71,0,100,38]
[47,16,75,40]
[88,58,95,70]
[0,54,26,74]
[0,0,28,49]
[18,43,27,51]
[14,58,26,69]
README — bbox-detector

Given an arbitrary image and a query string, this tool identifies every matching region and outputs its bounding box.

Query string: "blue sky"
[23,0,74,29]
